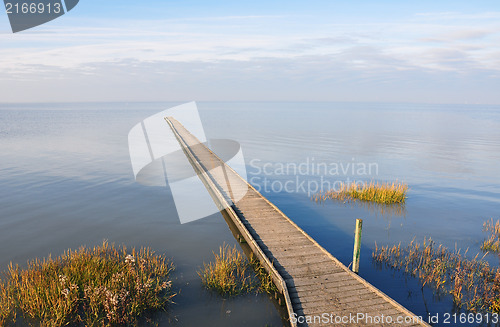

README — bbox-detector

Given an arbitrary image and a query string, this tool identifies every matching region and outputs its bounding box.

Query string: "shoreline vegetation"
[198,244,277,296]
[373,238,500,313]
[313,181,408,205]
[481,219,500,252]
[0,241,174,326]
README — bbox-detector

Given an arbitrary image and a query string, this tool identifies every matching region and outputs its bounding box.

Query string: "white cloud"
[1,12,500,103]
[421,28,499,43]
[414,11,500,21]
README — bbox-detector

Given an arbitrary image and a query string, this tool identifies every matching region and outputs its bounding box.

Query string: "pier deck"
[166,117,429,327]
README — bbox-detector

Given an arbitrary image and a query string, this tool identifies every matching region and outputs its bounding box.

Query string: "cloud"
[414,11,500,21]
[1,54,499,104]
[421,29,494,42]
[1,11,500,103]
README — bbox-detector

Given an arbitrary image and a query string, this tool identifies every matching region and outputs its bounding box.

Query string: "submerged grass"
[373,238,500,313]
[250,259,279,295]
[481,219,500,252]
[198,244,278,296]
[313,181,408,205]
[0,241,175,326]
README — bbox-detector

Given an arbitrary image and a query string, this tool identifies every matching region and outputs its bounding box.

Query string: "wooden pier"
[166,117,429,327]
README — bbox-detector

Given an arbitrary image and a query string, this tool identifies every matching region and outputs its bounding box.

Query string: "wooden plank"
[282,261,345,275]
[292,291,380,306]
[264,246,325,260]
[272,254,333,268]
[256,237,313,247]
[291,284,371,301]
[286,271,356,287]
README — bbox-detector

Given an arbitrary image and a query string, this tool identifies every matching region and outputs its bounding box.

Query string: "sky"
[1,0,500,104]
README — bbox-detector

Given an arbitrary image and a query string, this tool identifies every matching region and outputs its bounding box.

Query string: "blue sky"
[1,1,500,103]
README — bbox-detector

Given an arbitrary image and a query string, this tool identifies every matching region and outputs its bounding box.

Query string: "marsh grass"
[322,197,407,217]
[0,241,175,326]
[373,238,500,312]
[313,181,408,205]
[198,244,255,296]
[198,244,278,296]
[250,259,279,295]
[481,219,500,252]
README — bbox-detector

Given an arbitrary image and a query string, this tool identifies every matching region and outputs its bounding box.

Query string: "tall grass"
[313,181,408,205]
[198,244,255,296]
[0,241,175,326]
[250,259,279,295]
[198,244,278,296]
[481,219,500,252]
[373,238,500,312]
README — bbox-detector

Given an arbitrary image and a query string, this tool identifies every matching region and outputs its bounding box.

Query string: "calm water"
[1,102,500,326]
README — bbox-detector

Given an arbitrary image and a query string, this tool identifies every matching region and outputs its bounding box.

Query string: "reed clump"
[250,259,279,295]
[0,241,175,326]
[313,181,408,205]
[198,244,255,296]
[373,238,500,312]
[481,219,500,252]
[198,244,278,296]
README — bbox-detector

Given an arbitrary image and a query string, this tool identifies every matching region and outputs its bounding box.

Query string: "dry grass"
[373,238,500,312]
[198,244,255,296]
[313,181,408,205]
[0,241,175,326]
[250,259,279,295]
[481,219,500,252]
[198,244,278,296]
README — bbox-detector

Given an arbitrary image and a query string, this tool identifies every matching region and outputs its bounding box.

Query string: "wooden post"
[352,219,363,274]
